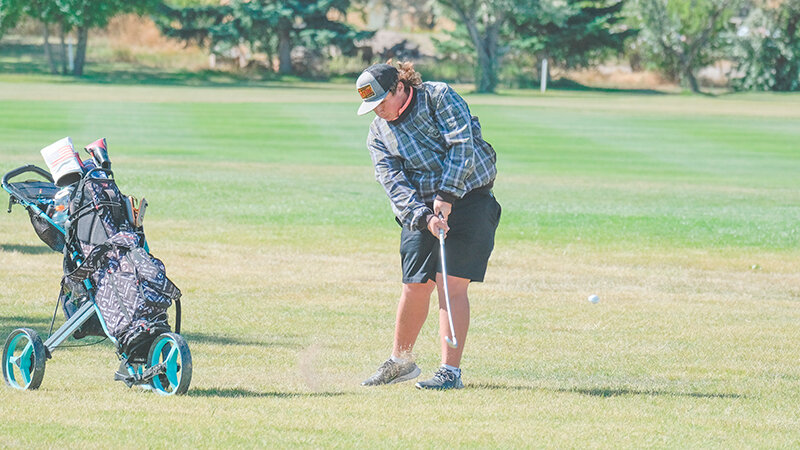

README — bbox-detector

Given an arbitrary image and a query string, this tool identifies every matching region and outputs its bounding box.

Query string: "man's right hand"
[433,198,452,222]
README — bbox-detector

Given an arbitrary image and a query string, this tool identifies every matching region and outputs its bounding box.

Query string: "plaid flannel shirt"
[367,81,497,231]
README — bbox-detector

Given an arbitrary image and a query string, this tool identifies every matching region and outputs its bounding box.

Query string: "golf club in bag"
[438,226,458,349]
[84,138,111,169]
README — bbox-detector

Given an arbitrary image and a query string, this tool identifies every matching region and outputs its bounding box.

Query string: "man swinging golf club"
[357,62,501,390]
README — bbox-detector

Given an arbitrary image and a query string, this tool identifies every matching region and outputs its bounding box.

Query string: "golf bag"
[62,169,181,359]
[67,169,131,254]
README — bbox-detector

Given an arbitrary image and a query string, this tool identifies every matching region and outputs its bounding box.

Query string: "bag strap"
[174,299,181,334]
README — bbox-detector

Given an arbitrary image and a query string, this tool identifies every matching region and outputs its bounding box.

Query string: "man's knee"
[437,274,470,292]
[403,280,436,299]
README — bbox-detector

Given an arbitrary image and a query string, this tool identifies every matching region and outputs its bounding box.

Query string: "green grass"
[1,75,799,447]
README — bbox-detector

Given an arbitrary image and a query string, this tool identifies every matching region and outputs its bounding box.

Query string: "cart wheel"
[147,333,191,395]
[2,328,46,390]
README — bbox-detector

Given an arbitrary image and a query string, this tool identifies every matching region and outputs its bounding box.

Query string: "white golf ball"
[588,294,600,304]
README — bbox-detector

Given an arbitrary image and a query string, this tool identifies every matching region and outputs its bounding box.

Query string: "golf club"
[124,195,136,226]
[84,138,111,169]
[135,197,148,228]
[438,224,458,349]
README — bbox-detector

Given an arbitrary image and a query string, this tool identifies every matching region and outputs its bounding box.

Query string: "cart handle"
[2,165,54,189]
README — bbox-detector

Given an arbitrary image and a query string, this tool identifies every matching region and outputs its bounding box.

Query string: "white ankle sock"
[442,364,460,376]
[390,355,408,364]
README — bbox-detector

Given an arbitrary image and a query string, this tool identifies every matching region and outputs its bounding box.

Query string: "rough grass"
[0,76,799,447]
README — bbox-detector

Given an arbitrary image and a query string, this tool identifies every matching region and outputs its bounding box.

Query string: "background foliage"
[731,0,800,91]
[0,1,799,90]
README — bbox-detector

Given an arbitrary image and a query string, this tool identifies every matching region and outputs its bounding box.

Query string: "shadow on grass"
[467,383,539,391]
[182,332,303,349]
[0,42,51,74]
[0,315,51,326]
[469,383,744,399]
[76,70,334,89]
[557,386,744,399]
[189,387,348,399]
[545,78,668,95]
[0,40,330,88]
[0,315,52,338]
[0,244,54,255]
[466,78,669,96]
[77,69,264,87]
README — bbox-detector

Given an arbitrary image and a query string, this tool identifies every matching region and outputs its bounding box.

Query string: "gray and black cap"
[356,63,398,115]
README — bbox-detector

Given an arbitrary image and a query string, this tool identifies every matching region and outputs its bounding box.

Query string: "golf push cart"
[1,137,191,395]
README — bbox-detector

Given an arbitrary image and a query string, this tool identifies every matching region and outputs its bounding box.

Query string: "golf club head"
[85,138,111,169]
[136,197,148,228]
[445,336,458,349]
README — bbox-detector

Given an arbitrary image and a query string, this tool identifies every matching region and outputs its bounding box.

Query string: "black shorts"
[400,188,501,283]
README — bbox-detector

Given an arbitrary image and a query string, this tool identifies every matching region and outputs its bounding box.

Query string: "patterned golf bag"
[61,170,181,360]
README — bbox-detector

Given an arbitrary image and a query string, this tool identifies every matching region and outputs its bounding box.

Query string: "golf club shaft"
[439,228,458,348]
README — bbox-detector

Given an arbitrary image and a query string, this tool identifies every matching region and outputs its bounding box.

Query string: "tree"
[157,0,369,75]
[1,0,156,76]
[354,0,439,30]
[435,0,634,92]
[627,0,741,93]
[56,0,157,76]
[268,0,364,74]
[0,0,23,40]
[28,0,72,74]
[437,0,516,93]
[530,1,634,67]
[1,0,75,74]
[731,0,800,91]
[156,3,239,60]
[509,0,636,81]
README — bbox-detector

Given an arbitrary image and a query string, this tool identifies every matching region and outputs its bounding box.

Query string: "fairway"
[1,77,799,447]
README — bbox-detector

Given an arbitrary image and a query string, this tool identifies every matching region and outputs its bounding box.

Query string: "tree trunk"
[460,13,499,93]
[73,26,88,76]
[683,63,700,93]
[278,25,292,75]
[264,46,274,72]
[475,48,498,92]
[483,22,500,92]
[439,0,505,92]
[59,25,68,75]
[42,24,58,75]
[675,45,698,93]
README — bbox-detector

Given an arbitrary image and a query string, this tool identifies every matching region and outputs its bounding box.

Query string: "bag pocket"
[128,247,181,308]
[96,271,139,338]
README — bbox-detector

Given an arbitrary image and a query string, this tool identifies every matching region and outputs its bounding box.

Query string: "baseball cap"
[356,63,398,115]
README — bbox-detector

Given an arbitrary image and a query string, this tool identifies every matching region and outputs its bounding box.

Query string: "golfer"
[357,62,501,390]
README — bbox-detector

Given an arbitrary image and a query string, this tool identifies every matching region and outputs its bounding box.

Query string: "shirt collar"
[389,87,416,124]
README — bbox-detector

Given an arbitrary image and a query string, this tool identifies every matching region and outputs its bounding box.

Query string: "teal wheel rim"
[5,334,34,389]
[148,333,191,395]
[2,328,45,391]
